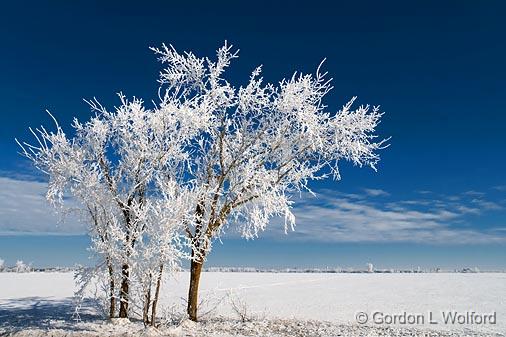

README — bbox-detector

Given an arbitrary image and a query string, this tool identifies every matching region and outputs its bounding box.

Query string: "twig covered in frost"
[228,290,254,323]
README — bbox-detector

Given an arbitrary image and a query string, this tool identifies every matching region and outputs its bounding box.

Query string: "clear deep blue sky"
[0,1,505,270]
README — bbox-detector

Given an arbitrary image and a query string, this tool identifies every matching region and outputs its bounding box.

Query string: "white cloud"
[0,177,85,235]
[263,189,506,244]
[363,188,390,197]
[471,198,503,210]
[462,190,486,197]
[2,175,505,245]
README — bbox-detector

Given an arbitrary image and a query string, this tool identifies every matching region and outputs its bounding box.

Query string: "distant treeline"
[0,265,502,273]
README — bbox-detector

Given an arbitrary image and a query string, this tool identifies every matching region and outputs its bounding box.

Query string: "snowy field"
[0,272,505,336]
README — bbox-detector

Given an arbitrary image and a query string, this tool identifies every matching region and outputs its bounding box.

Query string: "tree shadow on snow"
[0,297,101,331]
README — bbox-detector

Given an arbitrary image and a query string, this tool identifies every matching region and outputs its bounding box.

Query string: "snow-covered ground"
[1,272,505,336]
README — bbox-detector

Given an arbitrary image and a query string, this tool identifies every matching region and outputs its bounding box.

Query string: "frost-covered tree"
[0,258,4,272]
[132,180,195,325]
[150,42,387,320]
[15,260,31,273]
[17,94,199,321]
[18,42,386,323]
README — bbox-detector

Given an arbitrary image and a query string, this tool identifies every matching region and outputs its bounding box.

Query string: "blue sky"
[0,1,505,269]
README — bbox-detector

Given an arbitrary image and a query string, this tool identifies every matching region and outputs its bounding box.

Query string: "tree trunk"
[118,263,129,318]
[142,274,152,325]
[107,262,116,318]
[150,264,164,327]
[187,259,204,321]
